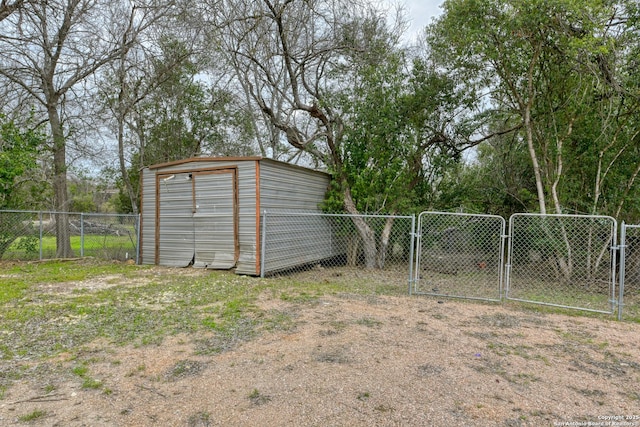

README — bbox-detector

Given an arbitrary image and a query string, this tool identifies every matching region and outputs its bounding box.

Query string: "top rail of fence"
[260,210,415,220]
[0,209,138,218]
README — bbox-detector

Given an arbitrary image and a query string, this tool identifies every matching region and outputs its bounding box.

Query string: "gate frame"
[413,211,507,302]
[619,222,640,320]
[504,213,618,315]
[411,211,630,320]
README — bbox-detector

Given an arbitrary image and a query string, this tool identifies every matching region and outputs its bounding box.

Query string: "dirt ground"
[1,272,640,426]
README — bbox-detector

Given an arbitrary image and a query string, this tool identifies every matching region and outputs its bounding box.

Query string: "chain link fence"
[0,210,139,262]
[414,212,506,301]
[3,208,635,320]
[619,223,640,320]
[506,214,617,314]
[260,211,415,290]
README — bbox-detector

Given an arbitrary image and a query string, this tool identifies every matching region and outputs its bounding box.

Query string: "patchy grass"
[4,234,136,261]
[0,260,410,394]
[165,360,207,382]
[1,258,637,415]
[18,409,47,423]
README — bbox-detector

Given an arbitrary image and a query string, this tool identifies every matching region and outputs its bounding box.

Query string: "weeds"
[165,360,206,381]
[357,391,370,401]
[72,364,103,390]
[355,316,382,328]
[18,409,47,422]
[187,411,211,427]
[248,388,271,405]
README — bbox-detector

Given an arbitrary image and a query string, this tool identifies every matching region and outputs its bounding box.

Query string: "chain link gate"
[505,214,617,314]
[619,222,640,320]
[413,212,506,301]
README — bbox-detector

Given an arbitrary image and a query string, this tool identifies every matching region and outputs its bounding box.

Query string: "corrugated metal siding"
[148,159,259,275]
[259,160,330,211]
[259,161,337,274]
[234,162,259,275]
[157,172,195,267]
[141,157,332,275]
[261,213,341,274]
[140,168,157,265]
[193,172,236,269]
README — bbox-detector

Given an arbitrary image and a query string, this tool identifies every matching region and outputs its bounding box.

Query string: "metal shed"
[139,157,332,275]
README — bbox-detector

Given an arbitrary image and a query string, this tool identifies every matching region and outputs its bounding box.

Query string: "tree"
[101,23,258,214]
[0,0,26,22]
[428,0,625,215]
[140,38,257,164]
[0,0,166,257]
[428,0,640,280]
[0,115,44,257]
[0,115,42,209]
[434,136,539,217]
[213,0,485,268]
[98,2,179,215]
[326,44,483,265]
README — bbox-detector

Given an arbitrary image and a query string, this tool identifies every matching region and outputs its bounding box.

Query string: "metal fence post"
[408,215,416,295]
[39,211,43,261]
[260,210,267,278]
[80,213,84,258]
[501,232,509,301]
[136,213,141,264]
[611,242,617,315]
[618,222,626,321]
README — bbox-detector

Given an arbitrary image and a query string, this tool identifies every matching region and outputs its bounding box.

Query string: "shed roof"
[147,156,331,178]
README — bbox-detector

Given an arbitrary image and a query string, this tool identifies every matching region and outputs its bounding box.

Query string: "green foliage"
[331,27,472,214]
[0,115,43,210]
[103,162,139,214]
[18,409,47,422]
[140,37,256,167]
[435,137,538,216]
[427,0,640,219]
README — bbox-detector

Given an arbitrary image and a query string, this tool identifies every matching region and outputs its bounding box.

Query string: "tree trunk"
[346,235,360,266]
[343,186,377,269]
[376,216,395,269]
[48,104,74,258]
[524,99,546,215]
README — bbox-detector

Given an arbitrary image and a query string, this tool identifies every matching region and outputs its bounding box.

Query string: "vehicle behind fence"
[0,210,139,262]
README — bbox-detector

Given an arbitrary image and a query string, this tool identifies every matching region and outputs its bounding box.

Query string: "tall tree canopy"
[210,0,488,267]
[428,0,640,220]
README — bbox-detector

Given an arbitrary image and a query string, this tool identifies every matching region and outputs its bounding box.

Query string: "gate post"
[618,222,626,321]
[408,215,416,295]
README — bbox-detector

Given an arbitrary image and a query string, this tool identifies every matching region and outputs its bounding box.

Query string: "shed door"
[192,170,238,269]
[157,172,195,267]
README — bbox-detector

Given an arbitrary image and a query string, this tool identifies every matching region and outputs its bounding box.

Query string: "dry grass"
[0,262,639,426]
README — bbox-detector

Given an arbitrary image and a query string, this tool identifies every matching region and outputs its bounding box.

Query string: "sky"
[388,0,444,42]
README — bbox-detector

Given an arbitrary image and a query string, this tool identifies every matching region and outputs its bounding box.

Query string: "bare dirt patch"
[2,288,640,426]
